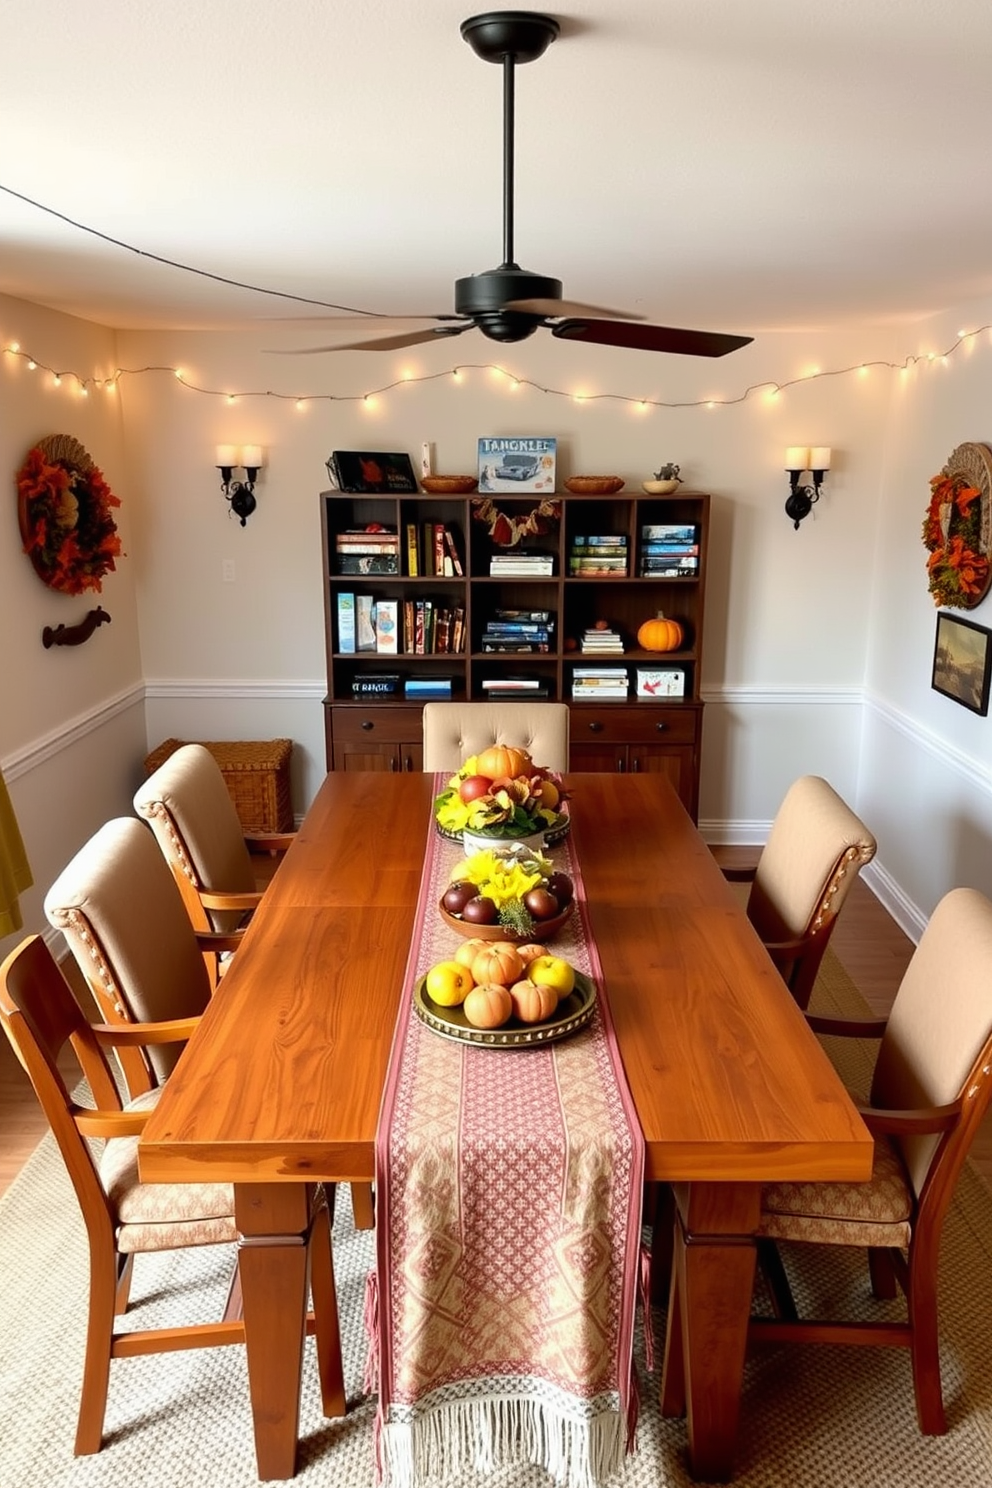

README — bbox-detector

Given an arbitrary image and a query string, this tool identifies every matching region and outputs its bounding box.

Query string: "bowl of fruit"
[415,941,595,1047]
[433,744,570,851]
[439,844,574,943]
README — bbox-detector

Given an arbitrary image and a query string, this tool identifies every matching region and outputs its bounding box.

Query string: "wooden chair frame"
[0,936,344,1456]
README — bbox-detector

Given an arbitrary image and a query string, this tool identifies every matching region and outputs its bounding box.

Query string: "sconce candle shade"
[241,445,264,470]
[785,447,810,471]
[809,447,832,471]
[215,444,238,469]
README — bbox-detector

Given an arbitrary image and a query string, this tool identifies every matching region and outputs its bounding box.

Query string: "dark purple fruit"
[442,881,477,915]
[523,888,560,921]
[461,895,498,925]
[546,872,573,908]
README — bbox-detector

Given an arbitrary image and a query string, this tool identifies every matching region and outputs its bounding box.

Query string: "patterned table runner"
[371,790,645,1488]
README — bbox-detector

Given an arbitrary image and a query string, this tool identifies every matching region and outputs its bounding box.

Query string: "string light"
[1,325,989,412]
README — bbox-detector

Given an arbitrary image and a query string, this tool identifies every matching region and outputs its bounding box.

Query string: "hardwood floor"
[1,872,989,1195]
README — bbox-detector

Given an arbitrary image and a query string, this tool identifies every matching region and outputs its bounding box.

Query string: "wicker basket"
[144,738,293,833]
[564,476,625,494]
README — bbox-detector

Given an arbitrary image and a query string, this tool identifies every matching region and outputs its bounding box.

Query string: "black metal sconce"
[215,445,264,526]
[784,447,831,529]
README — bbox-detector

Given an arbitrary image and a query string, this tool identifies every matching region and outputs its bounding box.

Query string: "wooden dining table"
[139,770,872,1483]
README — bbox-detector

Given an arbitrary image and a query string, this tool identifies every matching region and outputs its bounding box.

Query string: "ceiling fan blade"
[504,296,645,322]
[269,325,471,354]
[551,318,753,358]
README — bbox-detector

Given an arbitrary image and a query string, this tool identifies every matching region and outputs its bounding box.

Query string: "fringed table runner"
[371,788,645,1488]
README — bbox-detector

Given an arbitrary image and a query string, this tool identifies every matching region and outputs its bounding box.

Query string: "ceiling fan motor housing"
[455,265,562,342]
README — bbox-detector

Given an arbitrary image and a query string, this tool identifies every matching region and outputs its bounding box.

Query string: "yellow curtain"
[0,768,33,938]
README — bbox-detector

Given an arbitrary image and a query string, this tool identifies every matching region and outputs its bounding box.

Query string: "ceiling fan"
[283,11,753,359]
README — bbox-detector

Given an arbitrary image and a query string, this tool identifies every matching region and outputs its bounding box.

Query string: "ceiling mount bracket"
[460,12,560,65]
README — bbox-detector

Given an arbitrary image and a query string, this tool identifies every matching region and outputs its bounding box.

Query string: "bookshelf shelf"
[320,486,710,816]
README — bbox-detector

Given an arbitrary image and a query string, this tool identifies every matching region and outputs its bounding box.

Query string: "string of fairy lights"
[1,329,989,415]
[1,182,988,412]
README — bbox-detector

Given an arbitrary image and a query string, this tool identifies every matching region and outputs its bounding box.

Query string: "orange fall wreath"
[922,470,989,609]
[16,435,123,596]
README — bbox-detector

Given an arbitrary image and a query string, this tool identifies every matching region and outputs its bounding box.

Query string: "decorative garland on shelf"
[16,434,123,596]
[922,442,992,609]
[471,496,561,548]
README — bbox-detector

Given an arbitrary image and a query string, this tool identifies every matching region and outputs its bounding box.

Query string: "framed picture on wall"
[931,611,992,715]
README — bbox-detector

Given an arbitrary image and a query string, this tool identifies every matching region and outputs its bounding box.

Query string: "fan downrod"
[460,12,560,64]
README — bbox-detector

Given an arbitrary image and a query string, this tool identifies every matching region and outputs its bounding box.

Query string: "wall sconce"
[784,447,831,529]
[215,445,264,525]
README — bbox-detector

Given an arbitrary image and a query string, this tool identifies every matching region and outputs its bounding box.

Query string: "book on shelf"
[374,599,399,654]
[351,673,401,697]
[403,599,415,652]
[405,522,420,576]
[481,641,551,652]
[641,542,698,556]
[355,594,377,653]
[336,592,356,654]
[404,677,453,699]
[443,525,464,576]
[641,524,698,543]
[336,553,400,575]
[492,608,552,622]
[335,529,399,548]
[481,677,546,690]
[639,565,699,578]
[572,667,630,679]
[451,607,465,655]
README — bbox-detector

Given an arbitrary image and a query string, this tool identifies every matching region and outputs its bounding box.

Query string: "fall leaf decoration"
[16,435,123,596]
[922,443,992,609]
[471,496,561,548]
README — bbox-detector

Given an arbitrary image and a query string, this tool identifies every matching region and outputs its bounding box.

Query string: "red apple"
[461,895,498,925]
[459,774,493,804]
[442,881,477,915]
[546,872,573,909]
[524,888,560,921]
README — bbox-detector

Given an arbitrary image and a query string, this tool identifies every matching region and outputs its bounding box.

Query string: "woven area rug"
[2,951,992,1487]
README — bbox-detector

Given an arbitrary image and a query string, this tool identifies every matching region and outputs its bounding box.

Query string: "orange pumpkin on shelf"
[637,613,684,653]
[475,744,533,781]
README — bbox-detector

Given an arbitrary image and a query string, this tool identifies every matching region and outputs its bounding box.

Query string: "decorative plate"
[564,476,625,494]
[414,969,596,1048]
[421,475,478,494]
[438,896,573,943]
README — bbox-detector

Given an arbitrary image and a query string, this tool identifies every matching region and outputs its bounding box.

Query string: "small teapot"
[654,463,681,482]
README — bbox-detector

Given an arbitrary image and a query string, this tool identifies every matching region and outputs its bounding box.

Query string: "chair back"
[44,817,212,1091]
[133,743,256,934]
[0,936,120,1246]
[872,886,992,1204]
[422,701,570,773]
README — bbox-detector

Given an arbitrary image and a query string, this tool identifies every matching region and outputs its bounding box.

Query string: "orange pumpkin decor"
[475,744,533,781]
[472,943,525,987]
[508,979,559,1024]
[463,983,513,1029]
[637,613,684,653]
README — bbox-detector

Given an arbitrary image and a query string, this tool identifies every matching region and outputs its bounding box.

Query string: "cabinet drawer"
[571,706,699,746]
[332,706,420,745]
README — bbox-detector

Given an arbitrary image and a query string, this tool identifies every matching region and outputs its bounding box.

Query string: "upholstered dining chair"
[0,934,343,1455]
[720,775,877,1010]
[133,742,293,949]
[742,886,992,1435]
[44,816,375,1231]
[422,700,570,773]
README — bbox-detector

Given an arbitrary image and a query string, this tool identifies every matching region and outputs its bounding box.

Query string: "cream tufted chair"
[0,935,343,1455]
[45,817,374,1230]
[743,887,992,1435]
[133,743,293,945]
[723,775,877,1009]
[422,701,570,773]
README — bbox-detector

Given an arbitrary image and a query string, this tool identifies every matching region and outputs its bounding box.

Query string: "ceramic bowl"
[642,479,681,495]
[438,896,572,943]
[462,826,546,856]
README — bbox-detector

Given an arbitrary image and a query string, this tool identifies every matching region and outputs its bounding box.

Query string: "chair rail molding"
[1,682,145,781]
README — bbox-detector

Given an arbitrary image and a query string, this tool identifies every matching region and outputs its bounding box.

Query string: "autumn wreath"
[16,435,123,596]
[471,495,561,548]
[922,443,992,609]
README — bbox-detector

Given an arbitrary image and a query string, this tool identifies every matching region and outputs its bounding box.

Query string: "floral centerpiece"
[433,743,569,847]
[441,844,573,938]
[922,468,990,608]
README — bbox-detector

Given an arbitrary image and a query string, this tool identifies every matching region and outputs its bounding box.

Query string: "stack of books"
[639,524,699,579]
[568,534,629,576]
[481,677,552,698]
[580,625,624,655]
[481,609,555,653]
[571,667,630,700]
[334,527,400,575]
[404,676,454,701]
[489,551,555,577]
[352,673,401,698]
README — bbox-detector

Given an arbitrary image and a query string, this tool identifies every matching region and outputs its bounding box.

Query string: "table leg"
[660,1182,761,1483]
[235,1183,314,1481]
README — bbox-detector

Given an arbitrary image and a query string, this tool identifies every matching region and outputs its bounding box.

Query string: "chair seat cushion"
[758,1134,913,1249]
[99,1090,237,1253]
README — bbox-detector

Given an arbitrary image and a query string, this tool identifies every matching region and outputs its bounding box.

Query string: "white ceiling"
[1,0,990,344]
